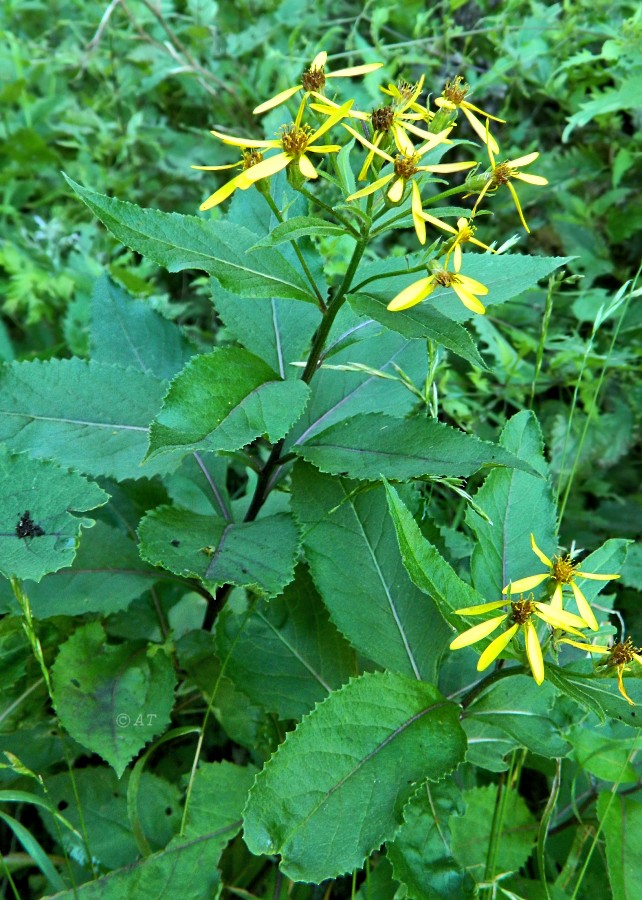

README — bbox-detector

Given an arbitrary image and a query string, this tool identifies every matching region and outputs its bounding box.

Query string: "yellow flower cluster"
[194,52,549,317]
[449,533,638,702]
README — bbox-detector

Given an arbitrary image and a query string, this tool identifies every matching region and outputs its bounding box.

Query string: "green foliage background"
[1,0,641,897]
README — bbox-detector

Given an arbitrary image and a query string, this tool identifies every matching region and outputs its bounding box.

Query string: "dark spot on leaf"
[71,678,80,688]
[16,510,45,539]
[165,807,172,816]
[171,539,180,547]
[632,712,637,717]
[57,800,68,811]
[241,566,249,574]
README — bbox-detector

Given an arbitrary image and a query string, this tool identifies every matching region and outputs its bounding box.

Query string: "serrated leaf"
[0,449,108,582]
[598,792,642,900]
[0,358,176,481]
[292,464,451,679]
[215,565,357,720]
[348,292,488,369]
[295,412,539,482]
[250,215,345,248]
[51,623,175,777]
[466,410,557,599]
[138,506,299,595]
[91,273,195,380]
[65,175,316,301]
[146,348,310,459]
[243,671,467,882]
[183,760,256,843]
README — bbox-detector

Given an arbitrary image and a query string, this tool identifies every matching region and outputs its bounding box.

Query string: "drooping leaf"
[146,348,310,460]
[91,273,195,380]
[138,506,299,595]
[0,449,108,582]
[547,662,642,728]
[65,176,316,302]
[466,410,557,600]
[243,671,467,882]
[295,412,539,481]
[388,781,475,900]
[215,565,357,720]
[51,623,175,777]
[598,791,642,900]
[568,725,638,783]
[292,463,451,680]
[0,358,176,481]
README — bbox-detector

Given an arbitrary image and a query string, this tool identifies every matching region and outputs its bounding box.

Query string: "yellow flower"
[420,213,495,271]
[559,636,642,706]
[343,125,471,244]
[503,533,620,632]
[470,138,548,233]
[208,100,353,186]
[435,75,505,154]
[192,149,265,212]
[450,597,588,684]
[387,263,489,315]
[253,50,382,115]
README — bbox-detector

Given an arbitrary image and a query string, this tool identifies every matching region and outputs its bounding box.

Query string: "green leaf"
[384,480,485,632]
[464,675,571,758]
[571,538,631,606]
[91,273,195,380]
[547,662,642,728]
[450,785,536,881]
[598,791,642,900]
[250,215,345,248]
[292,464,452,680]
[182,760,256,841]
[51,623,175,777]
[348,292,488,369]
[388,781,475,900]
[0,449,108,582]
[215,565,357,720]
[466,410,557,600]
[295,412,540,481]
[65,176,315,301]
[0,811,65,893]
[6,521,161,618]
[146,348,310,460]
[568,726,638,783]
[243,671,467,882]
[0,359,176,481]
[138,507,299,595]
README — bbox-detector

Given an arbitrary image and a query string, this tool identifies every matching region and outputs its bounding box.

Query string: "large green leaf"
[388,782,474,900]
[243,671,467,882]
[0,358,176,481]
[51,623,175,777]
[547,662,642,728]
[0,449,108,582]
[65,176,316,302]
[292,463,451,679]
[183,760,256,842]
[348,292,487,369]
[598,791,642,900]
[91,274,195,380]
[466,410,557,600]
[146,348,309,460]
[295,412,539,481]
[138,506,299,595]
[215,565,357,720]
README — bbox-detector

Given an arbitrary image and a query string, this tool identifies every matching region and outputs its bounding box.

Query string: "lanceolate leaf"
[243,671,467,882]
[138,506,299,595]
[250,215,345,248]
[295,412,540,481]
[51,623,175,777]
[0,359,176,482]
[292,463,451,680]
[146,348,310,460]
[65,176,316,301]
[0,449,108,582]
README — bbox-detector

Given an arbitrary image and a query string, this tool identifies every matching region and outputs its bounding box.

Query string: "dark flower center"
[241,150,264,169]
[302,65,326,93]
[371,106,395,133]
[510,599,536,625]
[608,637,640,667]
[280,123,313,155]
[393,153,419,180]
[552,555,577,584]
[443,75,469,105]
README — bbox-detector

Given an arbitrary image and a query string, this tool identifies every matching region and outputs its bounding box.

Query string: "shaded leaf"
[598,791,642,900]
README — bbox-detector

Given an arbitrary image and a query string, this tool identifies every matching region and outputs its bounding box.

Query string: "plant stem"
[459,664,525,709]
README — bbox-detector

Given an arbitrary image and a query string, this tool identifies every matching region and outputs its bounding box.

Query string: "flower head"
[208,99,353,189]
[559,636,642,705]
[193,149,265,211]
[450,597,588,684]
[435,75,505,153]
[503,534,620,631]
[387,262,489,315]
[470,136,548,233]
[420,213,495,271]
[253,50,382,115]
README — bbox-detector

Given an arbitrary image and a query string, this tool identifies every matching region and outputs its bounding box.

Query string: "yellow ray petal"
[307,144,342,153]
[411,181,426,245]
[312,51,328,69]
[534,603,588,631]
[343,124,393,162]
[617,667,636,705]
[477,623,519,671]
[558,638,609,654]
[253,84,302,115]
[570,582,599,631]
[434,98,456,111]
[503,573,549,593]
[530,534,553,568]
[512,172,549,186]
[346,174,393,201]
[387,177,404,203]
[199,176,243,211]
[451,282,486,315]
[192,163,240,171]
[387,276,435,312]
[461,107,499,155]
[578,571,620,581]
[457,274,488,295]
[509,151,540,168]
[524,620,545,684]
[241,152,291,184]
[452,244,463,272]
[422,161,476,173]
[415,128,453,156]
[461,101,505,123]
[391,123,415,155]
[450,614,508,650]
[550,582,563,610]
[311,99,354,143]
[506,181,530,232]
[421,212,457,235]
[298,153,318,179]
[210,129,277,149]
[454,600,507,615]
[328,62,383,77]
